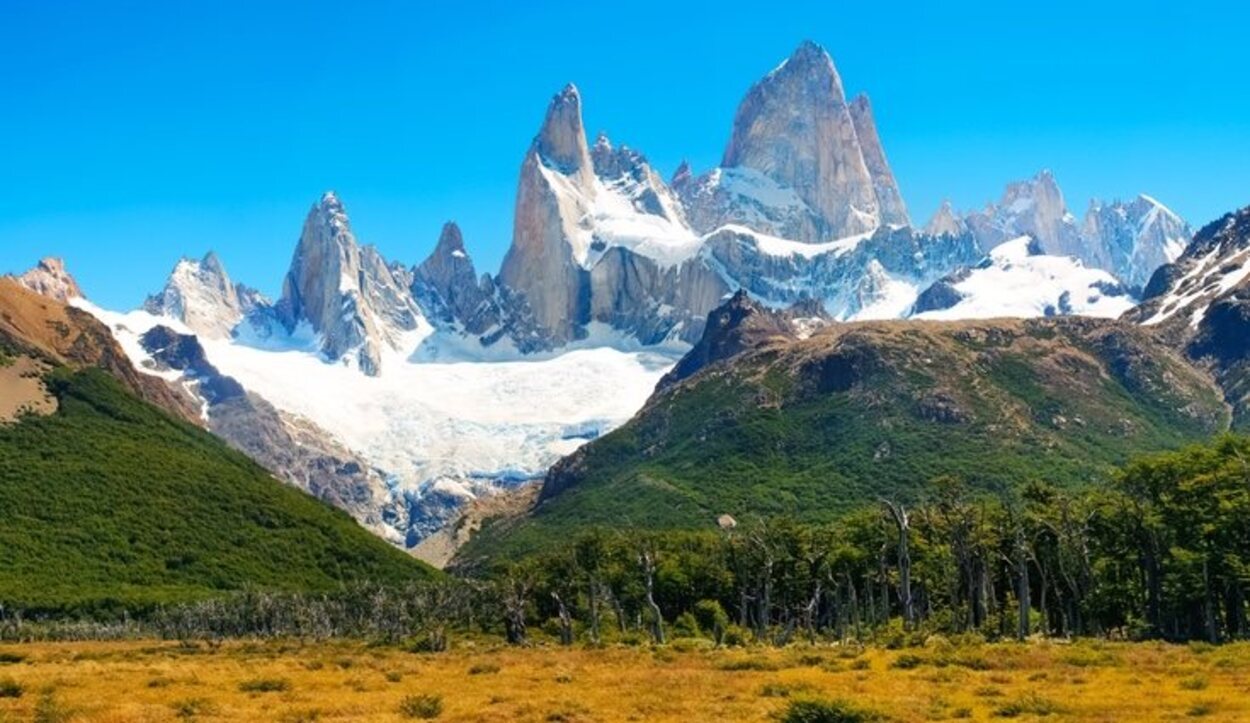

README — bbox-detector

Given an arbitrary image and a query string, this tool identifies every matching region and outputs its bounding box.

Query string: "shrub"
[1179,675,1209,691]
[992,693,1064,718]
[890,653,924,670]
[722,624,750,647]
[398,694,444,719]
[34,691,73,723]
[0,677,22,698]
[672,611,702,639]
[239,677,291,693]
[171,697,218,719]
[0,652,25,665]
[693,599,731,645]
[468,661,501,675]
[761,682,814,698]
[776,698,887,722]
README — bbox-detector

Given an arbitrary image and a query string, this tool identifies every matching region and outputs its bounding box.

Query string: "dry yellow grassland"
[0,639,1247,722]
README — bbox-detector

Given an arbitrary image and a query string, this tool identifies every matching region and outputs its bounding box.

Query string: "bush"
[723,624,750,647]
[693,599,731,644]
[672,611,702,639]
[992,693,1063,718]
[1179,675,1209,691]
[760,682,814,698]
[398,694,444,719]
[0,652,25,664]
[171,697,218,719]
[239,677,290,693]
[0,677,22,698]
[34,691,73,723]
[776,698,887,722]
[889,653,924,670]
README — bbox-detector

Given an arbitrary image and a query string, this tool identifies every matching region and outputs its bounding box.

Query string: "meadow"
[0,639,1248,722]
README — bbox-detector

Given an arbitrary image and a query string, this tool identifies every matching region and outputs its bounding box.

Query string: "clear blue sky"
[2,0,1247,309]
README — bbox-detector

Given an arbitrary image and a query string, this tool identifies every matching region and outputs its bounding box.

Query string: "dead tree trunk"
[640,549,665,644]
[883,499,915,630]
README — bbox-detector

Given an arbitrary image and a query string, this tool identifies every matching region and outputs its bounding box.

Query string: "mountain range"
[3,40,1225,565]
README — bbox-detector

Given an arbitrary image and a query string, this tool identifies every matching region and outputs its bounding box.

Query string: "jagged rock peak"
[433,221,467,258]
[772,40,845,98]
[279,191,422,375]
[671,159,693,188]
[12,257,84,302]
[848,93,910,227]
[722,39,879,239]
[925,200,964,237]
[143,251,247,339]
[533,83,592,182]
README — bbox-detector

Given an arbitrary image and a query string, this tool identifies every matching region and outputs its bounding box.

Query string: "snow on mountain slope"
[912,237,1134,320]
[77,300,679,539]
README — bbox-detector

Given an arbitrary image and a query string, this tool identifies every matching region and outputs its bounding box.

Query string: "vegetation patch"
[398,693,444,719]
[776,698,888,722]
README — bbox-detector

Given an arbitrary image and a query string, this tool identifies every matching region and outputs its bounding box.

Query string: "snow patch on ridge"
[914,237,1135,321]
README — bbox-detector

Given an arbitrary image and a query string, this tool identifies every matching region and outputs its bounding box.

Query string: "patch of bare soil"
[0,355,55,422]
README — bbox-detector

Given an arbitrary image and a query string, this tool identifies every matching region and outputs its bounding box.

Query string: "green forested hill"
[0,367,434,614]
[463,313,1231,561]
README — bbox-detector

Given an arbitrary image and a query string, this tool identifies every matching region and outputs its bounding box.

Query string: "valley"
[3,20,1250,723]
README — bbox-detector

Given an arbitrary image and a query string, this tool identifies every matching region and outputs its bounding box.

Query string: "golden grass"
[0,639,1247,721]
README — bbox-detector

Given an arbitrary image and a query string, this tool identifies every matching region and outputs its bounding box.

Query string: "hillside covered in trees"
[0,367,435,615]
[464,308,1230,560]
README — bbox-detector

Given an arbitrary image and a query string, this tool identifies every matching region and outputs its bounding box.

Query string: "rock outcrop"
[144,252,261,338]
[10,257,83,303]
[411,222,495,333]
[276,192,424,375]
[0,276,200,423]
[1082,195,1192,292]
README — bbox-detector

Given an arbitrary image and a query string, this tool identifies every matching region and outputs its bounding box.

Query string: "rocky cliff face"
[277,192,424,375]
[497,85,595,347]
[10,258,83,303]
[1082,195,1192,292]
[719,40,882,240]
[143,252,261,339]
[849,94,909,228]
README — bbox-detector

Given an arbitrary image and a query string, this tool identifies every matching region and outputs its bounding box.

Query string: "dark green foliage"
[777,698,887,723]
[469,322,1227,559]
[472,435,1250,648]
[0,368,433,615]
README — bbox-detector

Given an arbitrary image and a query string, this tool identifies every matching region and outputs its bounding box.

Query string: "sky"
[2,0,1247,309]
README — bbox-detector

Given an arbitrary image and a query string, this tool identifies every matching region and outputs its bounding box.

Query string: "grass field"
[0,639,1248,721]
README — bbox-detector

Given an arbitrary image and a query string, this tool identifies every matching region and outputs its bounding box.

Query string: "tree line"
[3,435,1248,646]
